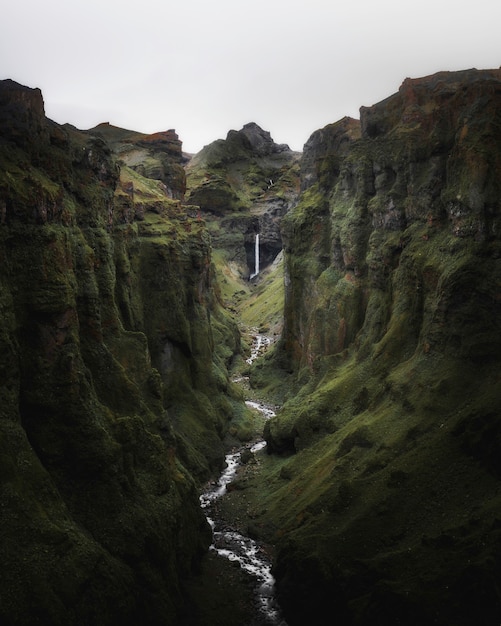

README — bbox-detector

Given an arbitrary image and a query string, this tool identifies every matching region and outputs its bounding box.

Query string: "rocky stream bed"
[180,334,287,626]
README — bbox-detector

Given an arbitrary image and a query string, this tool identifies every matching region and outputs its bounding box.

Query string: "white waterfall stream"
[199,334,287,626]
[250,233,260,279]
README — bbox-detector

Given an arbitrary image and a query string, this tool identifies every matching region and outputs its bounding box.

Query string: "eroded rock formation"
[0,80,240,625]
[262,69,501,625]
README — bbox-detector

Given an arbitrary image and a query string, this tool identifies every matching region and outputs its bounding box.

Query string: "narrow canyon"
[1,68,500,625]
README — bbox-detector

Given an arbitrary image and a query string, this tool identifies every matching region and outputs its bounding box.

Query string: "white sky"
[2,0,500,153]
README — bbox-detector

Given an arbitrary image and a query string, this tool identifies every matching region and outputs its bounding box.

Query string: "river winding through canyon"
[199,333,287,626]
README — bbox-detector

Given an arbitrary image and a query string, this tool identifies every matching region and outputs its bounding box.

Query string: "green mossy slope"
[259,69,501,625]
[0,80,240,625]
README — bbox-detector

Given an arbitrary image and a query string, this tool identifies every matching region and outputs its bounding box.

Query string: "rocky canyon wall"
[0,80,239,625]
[280,68,501,372]
[264,69,501,625]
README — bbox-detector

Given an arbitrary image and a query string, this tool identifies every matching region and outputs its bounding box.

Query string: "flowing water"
[245,333,271,365]
[250,233,260,279]
[199,334,287,626]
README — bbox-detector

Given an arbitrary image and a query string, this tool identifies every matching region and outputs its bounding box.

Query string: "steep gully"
[199,332,287,626]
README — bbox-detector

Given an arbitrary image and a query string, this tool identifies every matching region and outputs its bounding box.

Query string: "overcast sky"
[2,0,500,153]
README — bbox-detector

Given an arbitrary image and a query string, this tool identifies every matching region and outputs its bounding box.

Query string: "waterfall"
[255,233,260,276]
[250,233,260,279]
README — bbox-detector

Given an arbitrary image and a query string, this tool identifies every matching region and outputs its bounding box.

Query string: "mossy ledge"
[0,80,241,625]
[256,69,501,625]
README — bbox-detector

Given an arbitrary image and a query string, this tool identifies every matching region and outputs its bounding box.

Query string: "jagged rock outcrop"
[236,121,291,155]
[261,69,501,625]
[185,122,300,278]
[0,80,240,625]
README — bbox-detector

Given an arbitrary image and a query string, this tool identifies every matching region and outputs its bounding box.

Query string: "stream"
[199,334,287,626]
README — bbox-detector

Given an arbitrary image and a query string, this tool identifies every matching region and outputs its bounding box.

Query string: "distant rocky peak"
[228,121,290,156]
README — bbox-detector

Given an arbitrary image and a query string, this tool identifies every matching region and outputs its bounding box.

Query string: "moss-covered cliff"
[259,69,501,625]
[0,80,241,625]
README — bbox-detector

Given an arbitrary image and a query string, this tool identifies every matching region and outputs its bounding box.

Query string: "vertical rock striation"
[0,80,239,625]
[264,69,501,625]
